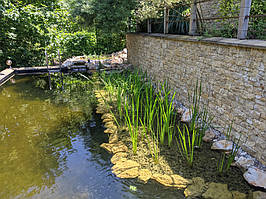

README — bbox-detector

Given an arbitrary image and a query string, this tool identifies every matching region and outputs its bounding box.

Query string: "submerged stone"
[184,177,206,198]
[116,167,139,179]
[138,169,152,183]
[231,191,246,199]
[211,140,233,151]
[202,182,232,199]
[171,174,191,189]
[100,143,113,153]
[111,152,128,164]
[112,159,140,178]
[243,168,266,189]
[152,173,173,187]
[251,191,266,199]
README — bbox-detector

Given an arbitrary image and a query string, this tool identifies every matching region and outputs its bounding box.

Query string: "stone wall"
[127,33,266,165]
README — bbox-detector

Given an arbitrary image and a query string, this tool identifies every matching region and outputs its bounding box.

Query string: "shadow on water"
[0,76,186,199]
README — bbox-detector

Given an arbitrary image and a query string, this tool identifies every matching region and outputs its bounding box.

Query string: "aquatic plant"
[140,119,160,163]
[176,123,196,167]
[217,123,242,173]
[124,93,140,154]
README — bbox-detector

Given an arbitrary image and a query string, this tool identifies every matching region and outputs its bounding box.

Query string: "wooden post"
[147,19,152,33]
[237,0,252,39]
[189,0,197,35]
[164,7,169,34]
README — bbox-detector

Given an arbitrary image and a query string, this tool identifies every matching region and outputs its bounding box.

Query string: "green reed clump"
[176,122,197,167]
[217,122,242,173]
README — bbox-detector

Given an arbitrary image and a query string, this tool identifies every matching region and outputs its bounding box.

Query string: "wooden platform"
[0,69,15,86]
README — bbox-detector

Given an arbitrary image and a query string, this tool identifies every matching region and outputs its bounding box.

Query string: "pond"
[0,76,185,199]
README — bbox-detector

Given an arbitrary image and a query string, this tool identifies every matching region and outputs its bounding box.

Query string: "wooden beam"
[147,19,152,34]
[237,0,252,39]
[189,0,197,35]
[164,7,169,34]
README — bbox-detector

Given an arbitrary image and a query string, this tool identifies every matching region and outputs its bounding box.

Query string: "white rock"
[211,140,233,151]
[203,128,216,142]
[243,167,266,189]
[181,108,192,122]
[234,156,255,170]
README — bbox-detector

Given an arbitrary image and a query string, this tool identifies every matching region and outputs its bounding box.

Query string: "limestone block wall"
[127,33,266,165]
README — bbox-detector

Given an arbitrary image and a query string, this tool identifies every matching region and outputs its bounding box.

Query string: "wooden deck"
[0,69,15,86]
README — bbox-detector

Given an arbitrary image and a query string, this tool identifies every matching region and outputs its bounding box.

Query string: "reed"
[217,122,242,173]
[176,123,196,167]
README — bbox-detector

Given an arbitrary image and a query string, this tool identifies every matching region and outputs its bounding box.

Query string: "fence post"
[164,7,169,34]
[147,19,152,33]
[189,0,197,35]
[237,0,252,39]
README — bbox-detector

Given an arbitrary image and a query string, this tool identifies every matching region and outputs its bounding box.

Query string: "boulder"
[181,108,192,122]
[100,143,113,153]
[152,173,173,187]
[111,143,128,154]
[243,168,266,189]
[184,177,206,198]
[112,159,140,178]
[211,140,233,151]
[101,113,114,120]
[109,133,118,144]
[138,169,152,183]
[231,191,246,199]
[202,183,232,199]
[116,167,139,179]
[104,128,117,134]
[203,129,216,142]
[111,152,128,164]
[171,174,191,189]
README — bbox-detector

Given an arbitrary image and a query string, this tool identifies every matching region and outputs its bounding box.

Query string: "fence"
[142,0,265,40]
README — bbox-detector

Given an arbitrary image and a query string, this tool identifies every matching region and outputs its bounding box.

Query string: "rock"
[211,140,233,151]
[101,113,114,120]
[111,143,128,154]
[104,128,117,134]
[104,122,118,131]
[152,174,173,187]
[62,56,87,68]
[109,133,118,144]
[234,156,254,170]
[243,168,266,189]
[202,182,232,199]
[203,129,216,142]
[111,152,128,164]
[103,118,114,123]
[231,191,246,199]
[171,174,191,189]
[112,159,140,178]
[100,143,113,153]
[184,177,206,198]
[251,191,266,199]
[138,169,152,183]
[116,167,139,179]
[181,108,192,122]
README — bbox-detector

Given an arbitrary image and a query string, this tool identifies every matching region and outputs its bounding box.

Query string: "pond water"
[0,77,185,199]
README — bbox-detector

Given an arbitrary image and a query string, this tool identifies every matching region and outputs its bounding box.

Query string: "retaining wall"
[126,33,266,165]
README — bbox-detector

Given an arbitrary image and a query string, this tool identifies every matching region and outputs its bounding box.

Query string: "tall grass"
[176,123,197,167]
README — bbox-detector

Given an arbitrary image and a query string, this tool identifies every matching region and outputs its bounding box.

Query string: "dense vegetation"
[0,0,264,67]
